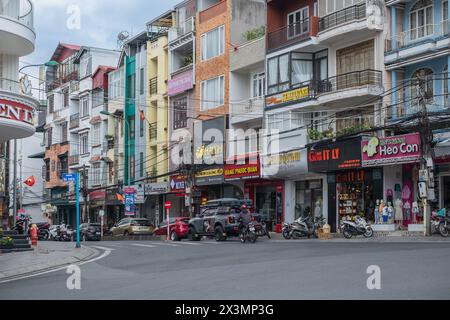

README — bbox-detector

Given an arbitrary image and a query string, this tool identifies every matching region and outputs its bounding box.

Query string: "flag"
[116,193,124,203]
[24,176,36,187]
[139,109,145,122]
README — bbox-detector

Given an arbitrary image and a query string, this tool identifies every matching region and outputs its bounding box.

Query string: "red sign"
[0,99,34,125]
[308,138,362,172]
[164,201,172,210]
[170,175,186,193]
[361,133,421,167]
[336,170,365,183]
[224,157,260,181]
[89,190,106,201]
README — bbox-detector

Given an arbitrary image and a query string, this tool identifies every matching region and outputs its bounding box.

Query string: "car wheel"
[123,231,129,236]
[170,231,179,242]
[188,227,200,241]
[215,226,225,242]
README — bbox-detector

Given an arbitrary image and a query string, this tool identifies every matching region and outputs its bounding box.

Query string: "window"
[251,73,265,99]
[140,116,144,137]
[63,89,69,108]
[140,68,145,95]
[129,115,135,139]
[410,0,433,40]
[80,133,89,155]
[57,156,68,178]
[44,160,50,182]
[47,127,53,147]
[108,68,125,100]
[48,95,54,113]
[287,7,309,39]
[267,111,303,131]
[80,96,89,117]
[130,155,135,180]
[92,163,101,186]
[128,74,136,99]
[60,122,67,143]
[336,40,374,75]
[443,1,448,35]
[92,123,101,146]
[444,65,448,108]
[201,76,224,111]
[200,25,225,61]
[291,52,313,86]
[139,152,144,177]
[322,0,363,16]
[411,68,434,105]
[173,97,188,129]
[92,89,104,108]
[267,54,289,94]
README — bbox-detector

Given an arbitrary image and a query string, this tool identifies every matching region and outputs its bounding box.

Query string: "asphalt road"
[1,238,450,300]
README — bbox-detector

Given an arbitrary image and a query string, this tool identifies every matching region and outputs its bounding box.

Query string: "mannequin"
[394,198,403,228]
[378,200,385,224]
[382,203,389,224]
[314,199,322,218]
[387,202,394,224]
[403,201,411,224]
[375,200,380,224]
[412,202,419,224]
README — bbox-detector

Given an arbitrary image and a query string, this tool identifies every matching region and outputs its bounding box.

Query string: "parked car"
[188,198,252,241]
[154,217,190,241]
[79,223,102,241]
[110,218,154,236]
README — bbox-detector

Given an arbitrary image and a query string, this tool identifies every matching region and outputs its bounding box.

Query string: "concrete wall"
[230,0,266,46]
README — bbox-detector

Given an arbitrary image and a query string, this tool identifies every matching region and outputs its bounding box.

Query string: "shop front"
[361,133,424,232]
[144,181,169,226]
[88,190,106,223]
[105,188,124,229]
[167,174,190,219]
[194,166,225,205]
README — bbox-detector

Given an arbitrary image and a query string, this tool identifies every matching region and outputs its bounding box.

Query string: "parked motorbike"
[50,224,73,242]
[340,216,373,239]
[282,215,324,240]
[12,215,32,235]
[251,214,271,239]
[28,222,50,240]
[432,208,450,237]
[239,220,257,243]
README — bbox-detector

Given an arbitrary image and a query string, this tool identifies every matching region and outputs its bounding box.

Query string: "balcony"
[315,69,383,109]
[230,36,265,72]
[69,113,79,129]
[317,1,382,45]
[199,0,226,24]
[230,97,264,125]
[385,22,449,67]
[149,123,157,142]
[0,0,35,56]
[68,155,80,166]
[267,17,319,53]
[168,17,195,49]
[149,77,158,96]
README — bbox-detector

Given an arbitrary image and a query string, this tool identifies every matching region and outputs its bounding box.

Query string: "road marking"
[201,241,222,245]
[0,246,112,285]
[90,246,116,251]
[138,241,180,247]
[129,243,157,248]
[176,241,202,246]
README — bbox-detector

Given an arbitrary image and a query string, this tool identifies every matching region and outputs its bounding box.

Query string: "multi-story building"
[44,43,119,225]
[263,0,386,232]
[0,0,39,226]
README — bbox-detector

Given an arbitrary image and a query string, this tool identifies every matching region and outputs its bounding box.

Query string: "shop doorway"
[441,176,450,209]
[255,186,282,231]
[295,180,323,220]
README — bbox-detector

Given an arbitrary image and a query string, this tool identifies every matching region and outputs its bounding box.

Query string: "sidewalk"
[0,242,99,282]
[269,232,450,242]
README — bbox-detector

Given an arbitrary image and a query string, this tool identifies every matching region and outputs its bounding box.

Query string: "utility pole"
[82,164,89,223]
[12,139,17,224]
[418,76,433,236]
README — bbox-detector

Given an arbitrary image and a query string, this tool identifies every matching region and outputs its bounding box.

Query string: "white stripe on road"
[175,241,202,246]
[0,246,112,285]
[129,243,157,248]
[134,242,180,247]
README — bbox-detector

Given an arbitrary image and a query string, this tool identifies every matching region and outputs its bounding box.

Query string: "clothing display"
[403,201,411,221]
[402,185,411,200]
[412,202,420,223]
[394,199,403,221]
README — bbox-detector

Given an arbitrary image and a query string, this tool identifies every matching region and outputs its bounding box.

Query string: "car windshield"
[133,219,151,226]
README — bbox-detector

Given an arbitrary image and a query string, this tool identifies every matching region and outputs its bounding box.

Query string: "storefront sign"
[194,116,225,164]
[195,167,224,186]
[265,86,310,108]
[144,182,169,195]
[261,149,308,178]
[308,138,362,172]
[224,158,260,181]
[170,175,187,193]
[336,170,366,183]
[89,190,106,201]
[124,187,136,216]
[361,133,421,167]
[0,99,34,125]
[168,68,194,96]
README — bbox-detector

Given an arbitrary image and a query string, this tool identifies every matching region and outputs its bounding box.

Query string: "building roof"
[49,43,81,62]
[93,65,116,78]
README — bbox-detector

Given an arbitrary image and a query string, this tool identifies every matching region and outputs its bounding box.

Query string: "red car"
[154,217,189,241]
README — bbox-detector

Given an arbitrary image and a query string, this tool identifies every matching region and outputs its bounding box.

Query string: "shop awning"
[28,151,45,159]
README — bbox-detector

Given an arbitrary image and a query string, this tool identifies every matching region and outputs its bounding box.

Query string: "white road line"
[129,243,157,248]
[176,241,202,246]
[139,241,181,247]
[201,241,222,245]
[0,246,112,285]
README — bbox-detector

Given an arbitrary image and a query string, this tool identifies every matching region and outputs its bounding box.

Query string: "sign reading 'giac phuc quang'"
[361,133,422,167]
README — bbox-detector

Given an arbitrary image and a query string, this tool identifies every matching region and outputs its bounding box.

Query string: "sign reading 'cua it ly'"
[361,133,421,167]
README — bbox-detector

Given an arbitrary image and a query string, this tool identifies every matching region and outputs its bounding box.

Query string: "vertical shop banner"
[361,133,421,167]
[124,187,136,216]
[194,116,225,165]
[308,138,362,172]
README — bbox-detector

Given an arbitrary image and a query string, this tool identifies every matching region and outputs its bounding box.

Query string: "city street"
[1,239,450,300]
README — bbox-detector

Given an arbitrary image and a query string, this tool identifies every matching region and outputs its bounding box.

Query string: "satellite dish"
[117,31,130,49]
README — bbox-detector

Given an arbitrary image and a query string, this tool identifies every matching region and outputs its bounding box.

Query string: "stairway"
[1,230,33,252]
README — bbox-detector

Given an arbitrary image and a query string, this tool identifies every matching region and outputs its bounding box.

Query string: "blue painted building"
[385,0,449,118]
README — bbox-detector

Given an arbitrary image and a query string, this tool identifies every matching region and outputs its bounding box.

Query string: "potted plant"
[105,134,114,141]
[0,236,14,249]
[308,128,322,141]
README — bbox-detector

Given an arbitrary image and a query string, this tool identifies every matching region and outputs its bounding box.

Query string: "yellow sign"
[266,151,301,166]
[195,168,224,178]
[195,144,224,161]
[266,86,310,107]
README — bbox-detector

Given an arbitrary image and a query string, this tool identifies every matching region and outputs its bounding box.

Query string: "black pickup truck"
[187,198,252,241]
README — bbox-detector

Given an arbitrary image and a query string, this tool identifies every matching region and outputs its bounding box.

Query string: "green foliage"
[244,26,266,42]
[180,55,193,68]
[0,236,13,248]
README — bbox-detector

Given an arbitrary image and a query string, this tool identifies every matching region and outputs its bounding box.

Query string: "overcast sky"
[24,0,180,68]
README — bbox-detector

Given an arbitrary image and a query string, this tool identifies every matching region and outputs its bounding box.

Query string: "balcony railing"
[69,155,80,166]
[52,110,62,121]
[0,78,20,93]
[149,77,158,95]
[315,69,382,95]
[385,22,449,52]
[231,97,264,116]
[199,0,226,24]
[169,17,195,42]
[0,0,34,30]
[319,2,366,32]
[149,123,157,141]
[267,17,319,52]
[69,113,80,129]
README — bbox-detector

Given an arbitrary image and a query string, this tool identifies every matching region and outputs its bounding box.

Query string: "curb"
[0,245,100,283]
